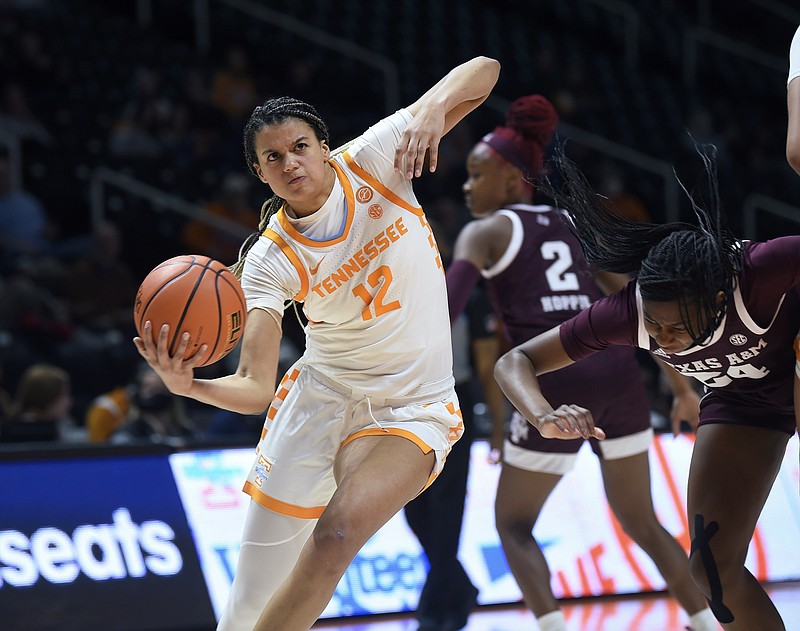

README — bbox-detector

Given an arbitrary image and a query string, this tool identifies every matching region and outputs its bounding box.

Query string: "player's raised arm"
[395,56,500,179]
[787,26,800,175]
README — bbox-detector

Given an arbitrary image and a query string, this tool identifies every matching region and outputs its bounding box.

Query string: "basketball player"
[787,26,800,442]
[134,56,500,631]
[493,141,800,630]
[786,25,800,176]
[446,94,718,631]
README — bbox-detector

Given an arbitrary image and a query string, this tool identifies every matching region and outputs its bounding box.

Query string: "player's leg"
[252,433,436,631]
[793,334,800,435]
[795,374,800,436]
[494,408,583,631]
[494,461,562,617]
[404,381,477,630]
[599,450,714,628]
[217,502,316,631]
[687,424,790,630]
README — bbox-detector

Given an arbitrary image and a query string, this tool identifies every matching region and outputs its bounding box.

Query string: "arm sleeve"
[790,26,800,85]
[446,259,482,325]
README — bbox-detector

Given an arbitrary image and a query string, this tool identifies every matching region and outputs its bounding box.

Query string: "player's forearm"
[188,372,274,416]
[787,27,800,175]
[434,56,499,103]
[494,347,554,425]
[422,57,500,132]
[788,79,800,175]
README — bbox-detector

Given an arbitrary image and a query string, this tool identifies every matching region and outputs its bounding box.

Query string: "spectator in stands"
[63,220,137,335]
[0,81,52,146]
[0,150,52,263]
[211,45,260,123]
[106,363,196,446]
[0,363,81,443]
[182,173,258,264]
[11,28,52,88]
[0,259,74,360]
[85,381,131,443]
[167,66,228,172]
[598,163,651,223]
[108,67,172,160]
[0,359,12,420]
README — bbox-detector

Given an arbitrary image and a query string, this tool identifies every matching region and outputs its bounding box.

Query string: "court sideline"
[313,581,800,630]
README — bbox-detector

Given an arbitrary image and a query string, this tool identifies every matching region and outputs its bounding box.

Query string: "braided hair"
[230,97,330,279]
[542,141,743,345]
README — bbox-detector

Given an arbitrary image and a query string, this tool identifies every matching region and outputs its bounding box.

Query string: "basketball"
[133,254,247,367]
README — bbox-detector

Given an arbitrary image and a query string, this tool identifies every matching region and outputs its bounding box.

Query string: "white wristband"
[789,25,800,85]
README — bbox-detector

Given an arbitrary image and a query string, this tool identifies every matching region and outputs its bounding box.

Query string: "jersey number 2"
[352,265,401,321]
[542,241,579,291]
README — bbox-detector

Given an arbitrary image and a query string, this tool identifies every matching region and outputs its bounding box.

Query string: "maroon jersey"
[484,204,651,448]
[482,204,601,345]
[560,236,800,433]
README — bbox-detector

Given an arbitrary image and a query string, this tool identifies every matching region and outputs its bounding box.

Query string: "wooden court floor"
[312,581,800,630]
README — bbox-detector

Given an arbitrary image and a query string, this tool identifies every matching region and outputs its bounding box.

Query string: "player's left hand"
[533,404,606,441]
[394,108,446,179]
[134,321,207,397]
[669,387,701,436]
[487,437,504,465]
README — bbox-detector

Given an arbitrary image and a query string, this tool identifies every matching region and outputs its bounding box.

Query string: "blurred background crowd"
[1,0,799,449]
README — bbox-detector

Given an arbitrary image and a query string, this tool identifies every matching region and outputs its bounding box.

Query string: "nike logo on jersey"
[311,217,409,299]
[309,256,327,275]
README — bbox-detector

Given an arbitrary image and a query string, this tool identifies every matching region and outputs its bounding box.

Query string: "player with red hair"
[447,94,717,631]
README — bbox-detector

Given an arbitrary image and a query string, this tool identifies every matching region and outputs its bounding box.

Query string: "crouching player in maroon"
[447,94,716,631]
[787,25,800,467]
[495,143,800,631]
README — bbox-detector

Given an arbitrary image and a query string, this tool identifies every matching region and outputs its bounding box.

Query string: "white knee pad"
[216,501,317,631]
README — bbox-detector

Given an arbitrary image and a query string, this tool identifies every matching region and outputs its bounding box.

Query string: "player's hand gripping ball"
[134,255,247,367]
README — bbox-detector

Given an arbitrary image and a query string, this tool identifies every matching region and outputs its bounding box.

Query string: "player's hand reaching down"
[394,106,445,179]
[532,404,606,440]
[669,387,701,437]
[133,321,206,398]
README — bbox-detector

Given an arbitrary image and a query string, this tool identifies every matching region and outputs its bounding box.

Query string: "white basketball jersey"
[241,112,454,397]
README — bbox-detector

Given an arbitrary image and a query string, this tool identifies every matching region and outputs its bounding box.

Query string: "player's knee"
[688,541,741,596]
[495,512,534,547]
[311,510,365,565]
[615,513,661,546]
[687,549,711,594]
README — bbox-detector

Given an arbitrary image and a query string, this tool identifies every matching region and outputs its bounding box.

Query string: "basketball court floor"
[313,581,800,630]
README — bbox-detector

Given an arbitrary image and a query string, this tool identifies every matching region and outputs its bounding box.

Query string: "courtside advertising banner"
[462,434,800,604]
[170,448,428,619]
[0,455,215,631]
[168,448,255,618]
[171,434,800,623]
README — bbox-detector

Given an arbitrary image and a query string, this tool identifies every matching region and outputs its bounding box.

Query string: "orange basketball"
[133,255,247,367]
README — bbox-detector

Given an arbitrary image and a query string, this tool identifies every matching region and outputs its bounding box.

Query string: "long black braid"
[540,140,743,345]
[230,97,330,279]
